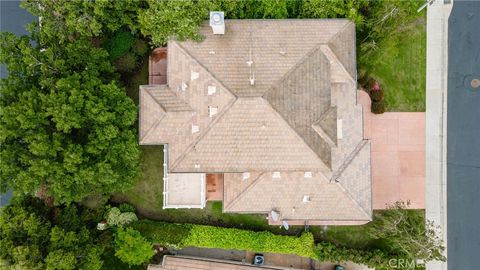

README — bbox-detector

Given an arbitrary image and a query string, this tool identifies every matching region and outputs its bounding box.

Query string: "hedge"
[133,220,315,258]
[133,220,401,269]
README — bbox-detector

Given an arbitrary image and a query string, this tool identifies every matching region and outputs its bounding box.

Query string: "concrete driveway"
[358,91,425,209]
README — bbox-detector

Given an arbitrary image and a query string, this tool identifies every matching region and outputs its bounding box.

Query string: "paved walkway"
[426,1,451,269]
[357,91,425,209]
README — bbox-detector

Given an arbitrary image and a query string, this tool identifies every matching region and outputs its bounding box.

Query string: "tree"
[0,197,105,269]
[0,31,139,204]
[138,0,216,46]
[114,227,154,266]
[368,201,446,263]
[21,0,143,42]
[299,0,368,28]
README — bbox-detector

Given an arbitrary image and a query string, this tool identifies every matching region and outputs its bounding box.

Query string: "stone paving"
[357,90,425,209]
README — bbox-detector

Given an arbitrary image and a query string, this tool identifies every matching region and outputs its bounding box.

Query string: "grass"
[359,17,426,112]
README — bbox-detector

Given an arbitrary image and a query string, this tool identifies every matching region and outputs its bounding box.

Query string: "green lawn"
[359,17,426,112]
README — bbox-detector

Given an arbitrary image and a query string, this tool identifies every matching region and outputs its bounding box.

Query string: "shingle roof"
[223,141,371,221]
[139,19,371,222]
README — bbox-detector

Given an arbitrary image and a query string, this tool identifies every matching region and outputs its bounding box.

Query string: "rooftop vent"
[304,172,313,178]
[302,195,311,203]
[242,172,250,180]
[191,125,199,134]
[209,11,225,35]
[181,82,188,91]
[191,71,199,81]
[207,86,217,95]
[208,106,218,117]
[272,172,281,179]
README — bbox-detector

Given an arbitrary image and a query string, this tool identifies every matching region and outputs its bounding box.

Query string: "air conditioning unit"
[209,11,225,35]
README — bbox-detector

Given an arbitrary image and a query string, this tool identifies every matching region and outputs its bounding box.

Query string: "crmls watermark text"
[388,258,425,269]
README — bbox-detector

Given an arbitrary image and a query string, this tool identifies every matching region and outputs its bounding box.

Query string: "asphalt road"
[447,1,480,269]
[0,0,34,206]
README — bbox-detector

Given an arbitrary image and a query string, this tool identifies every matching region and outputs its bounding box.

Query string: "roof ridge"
[319,45,355,83]
[139,86,166,143]
[165,41,238,170]
[326,21,356,79]
[335,140,371,218]
[169,97,237,171]
[263,45,323,96]
[262,100,332,177]
[335,181,371,221]
[326,20,353,44]
[148,86,194,112]
[224,172,266,211]
[311,106,338,147]
[332,140,368,182]
[143,85,169,112]
[170,40,237,99]
[262,46,333,173]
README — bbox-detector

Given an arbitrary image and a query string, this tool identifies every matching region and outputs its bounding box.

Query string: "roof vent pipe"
[209,12,225,35]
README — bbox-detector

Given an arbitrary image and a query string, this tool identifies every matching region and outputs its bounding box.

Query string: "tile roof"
[139,19,371,222]
[223,142,371,221]
[152,256,301,270]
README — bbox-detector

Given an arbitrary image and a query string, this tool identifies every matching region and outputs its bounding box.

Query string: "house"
[139,18,372,225]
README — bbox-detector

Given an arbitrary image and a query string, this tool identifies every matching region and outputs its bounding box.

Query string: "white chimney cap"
[209,11,225,35]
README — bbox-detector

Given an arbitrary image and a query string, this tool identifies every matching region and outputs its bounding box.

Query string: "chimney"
[209,11,225,35]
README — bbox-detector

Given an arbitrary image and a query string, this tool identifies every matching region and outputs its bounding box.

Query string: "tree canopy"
[0,197,104,269]
[21,0,143,42]
[0,29,139,204]
[114,227,154,266]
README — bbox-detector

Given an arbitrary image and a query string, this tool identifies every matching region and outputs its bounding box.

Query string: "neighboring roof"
[151,256,302,270]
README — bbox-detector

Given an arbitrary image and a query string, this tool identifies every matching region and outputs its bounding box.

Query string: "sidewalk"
[425,1,452,270]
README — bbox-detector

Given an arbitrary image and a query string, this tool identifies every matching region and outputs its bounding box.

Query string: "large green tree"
[21,0,143,42]
[0,197,104,269]
[0,30,139,204]
[114,227,154,266]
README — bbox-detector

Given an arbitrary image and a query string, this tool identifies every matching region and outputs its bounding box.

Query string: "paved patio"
[357,90,425,209]
[206,174,223,201]
[149,47,167,84]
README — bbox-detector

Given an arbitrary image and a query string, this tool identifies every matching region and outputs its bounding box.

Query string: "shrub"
[371,100,386,114]
[114,53,137,73]
[115,227,154,266]
[106,207,138,227]
[133,220,315,258]
[370,89,384,102]
[106,31,135,60]
[118,203,136,213]
[132,220,191,249]
[133,39,149,57]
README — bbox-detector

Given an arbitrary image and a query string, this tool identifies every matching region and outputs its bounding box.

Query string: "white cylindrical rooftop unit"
[210,11,225,35]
